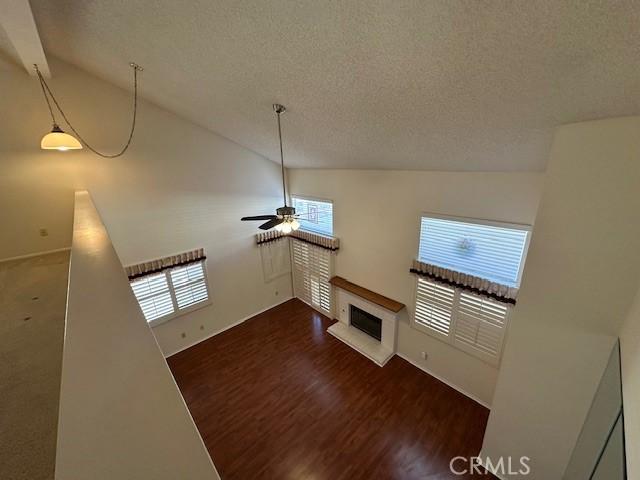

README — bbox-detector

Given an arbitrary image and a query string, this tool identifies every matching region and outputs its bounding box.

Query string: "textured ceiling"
[20,1,640,170]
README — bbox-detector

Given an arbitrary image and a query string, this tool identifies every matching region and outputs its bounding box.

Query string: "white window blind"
[130,260,210,325]
[291,196,334,236]
[418,216,529,287]
[414,277,509,365]
[291,239,332,315]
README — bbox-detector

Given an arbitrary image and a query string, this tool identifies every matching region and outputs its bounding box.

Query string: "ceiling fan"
[241,104,301,233]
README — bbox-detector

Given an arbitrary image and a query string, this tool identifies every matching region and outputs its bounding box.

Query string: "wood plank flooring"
[168,299,496,479]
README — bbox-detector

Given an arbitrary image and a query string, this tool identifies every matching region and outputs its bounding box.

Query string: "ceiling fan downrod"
[274,104,295,217]
[240,104,298,231]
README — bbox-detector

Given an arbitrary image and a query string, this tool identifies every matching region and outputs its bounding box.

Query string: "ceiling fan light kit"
[241,104,301,233]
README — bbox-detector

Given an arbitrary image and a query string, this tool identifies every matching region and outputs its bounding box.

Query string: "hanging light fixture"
[34,62,142,157]
[40,123,82,151]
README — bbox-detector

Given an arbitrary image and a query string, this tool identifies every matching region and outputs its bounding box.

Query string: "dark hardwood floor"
[168,299,496,479]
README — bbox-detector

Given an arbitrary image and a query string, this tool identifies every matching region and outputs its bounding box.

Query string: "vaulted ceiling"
[13,1,640,170]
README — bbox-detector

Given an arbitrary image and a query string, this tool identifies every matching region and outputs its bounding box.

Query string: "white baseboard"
[0,247,71,264]
[396,352,491,409]
[164,296,294,357]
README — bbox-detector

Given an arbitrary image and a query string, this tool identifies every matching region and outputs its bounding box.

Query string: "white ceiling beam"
[0,0,49,77]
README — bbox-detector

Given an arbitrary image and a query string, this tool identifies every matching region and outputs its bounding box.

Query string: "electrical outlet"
[421,351,428,360]
[39,228,49,237]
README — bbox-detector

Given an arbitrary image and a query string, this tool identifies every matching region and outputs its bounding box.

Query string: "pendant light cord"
[34,63,141,158]
[276,109,287,207]
[37,68,59,127]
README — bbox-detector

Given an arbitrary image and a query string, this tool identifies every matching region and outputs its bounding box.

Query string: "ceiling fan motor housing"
[277,206,295,216]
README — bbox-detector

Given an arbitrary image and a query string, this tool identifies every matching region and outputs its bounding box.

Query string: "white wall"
[482,116,640,479]
[288,169,544,406]
[621,286,640,479]
[57,191,219,479]
[0,58,292,354]
[561,342,621,479]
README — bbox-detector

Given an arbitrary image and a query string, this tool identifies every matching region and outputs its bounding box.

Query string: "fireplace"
[327,276,404,367]
[350,304,382,341]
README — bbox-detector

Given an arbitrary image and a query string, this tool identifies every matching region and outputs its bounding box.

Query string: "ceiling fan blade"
[259,218,285,230]
[241,215,278,221]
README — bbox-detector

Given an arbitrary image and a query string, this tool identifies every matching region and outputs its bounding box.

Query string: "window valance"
[255,230,340,251]
[255,230,288,246]
[125,248,206,280]
[410,259,518,305]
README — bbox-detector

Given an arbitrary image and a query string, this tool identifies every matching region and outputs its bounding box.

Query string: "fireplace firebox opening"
[350,304,382,341]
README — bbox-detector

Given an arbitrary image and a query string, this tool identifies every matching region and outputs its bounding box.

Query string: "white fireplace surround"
[327,287,399,366]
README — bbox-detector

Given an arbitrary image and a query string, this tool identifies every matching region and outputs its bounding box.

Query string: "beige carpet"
[0,251,70,480]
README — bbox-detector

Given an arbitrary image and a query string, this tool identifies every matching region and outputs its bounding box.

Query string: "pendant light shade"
[41,124,82,151]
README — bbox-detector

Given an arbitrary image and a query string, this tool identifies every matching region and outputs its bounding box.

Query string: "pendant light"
[41,124,82,151]
[34,63,142,157]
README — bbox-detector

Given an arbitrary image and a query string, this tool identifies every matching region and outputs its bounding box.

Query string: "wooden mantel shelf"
[329,276,405,313]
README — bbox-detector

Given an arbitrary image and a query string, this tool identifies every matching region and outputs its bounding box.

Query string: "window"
[291,239,332,315]
[291,196,333,236]
[413,214,530,365]
[288,196,335,315]
[130,260,210,325]
[418,215,529,287]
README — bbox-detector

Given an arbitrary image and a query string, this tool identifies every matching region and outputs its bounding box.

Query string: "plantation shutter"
[259,238,291,282]
[414,277,455,337]
[130,272,176,321]
[129,257,210,324]
[169,262,209,309]
[413,277,510,365]
[291,238,332,315]
[454,292,509,363]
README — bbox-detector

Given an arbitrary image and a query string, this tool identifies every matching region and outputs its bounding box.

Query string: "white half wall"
[0,57,292,354]
[482,116,640,479]
[57,191,219,479]
[287,169,544,406]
